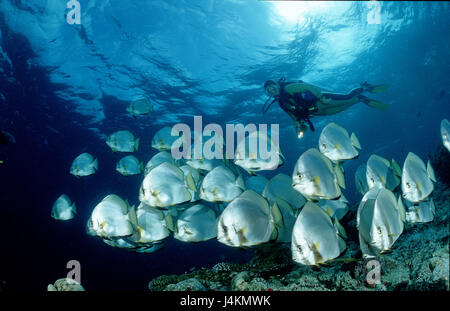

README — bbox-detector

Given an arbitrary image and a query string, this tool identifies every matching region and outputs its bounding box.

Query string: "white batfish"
[144,151,176,175]
[357,188,405,258]
[262,173,306,210]
[126,98,153,116]
[87,194,138,239]
[318,122,361,162]
[152,126,182,151]
[70,153,98,177]
[51,194,76,221]
[441,118,450,152]
[317,194,349,220]
[217,190,283,247]
[186,156,223,172]
[174,204,217,243]
[134,203,173,243]
[234,130,284,174]
[366,154,402,191]
[291,202,347,266]
[116,155,143,176]
[292,148,345,200]
[140,162,194,207]
[404,198,435,224]
[199,165,245,202]
[106,130,140,153]
[401,152,436,203]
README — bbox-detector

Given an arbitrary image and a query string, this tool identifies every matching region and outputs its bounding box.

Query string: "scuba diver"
[263,78,390,138]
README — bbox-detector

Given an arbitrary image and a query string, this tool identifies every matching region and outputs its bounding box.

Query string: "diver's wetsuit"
[276,81,366,131]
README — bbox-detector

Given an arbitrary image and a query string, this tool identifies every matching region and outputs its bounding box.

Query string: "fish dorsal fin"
[186,172,197,192]
[426,160,436,182]
[334,164,346,189]
[165,213,175,232]
[350,132,361,149]
[391,159,402,177]
[271,202,284,228]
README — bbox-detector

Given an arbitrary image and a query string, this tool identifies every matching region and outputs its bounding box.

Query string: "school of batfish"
[52,106,449,266]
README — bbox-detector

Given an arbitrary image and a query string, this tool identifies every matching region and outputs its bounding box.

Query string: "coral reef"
[148,183,449,291]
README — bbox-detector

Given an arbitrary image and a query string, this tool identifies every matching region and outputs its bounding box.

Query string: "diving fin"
[360,95,390,111]
[370,84,390,93]
[361,82,390,94]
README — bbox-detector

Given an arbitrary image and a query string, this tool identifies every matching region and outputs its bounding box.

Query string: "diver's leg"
[321,88,364,101]
[316,96,360,115]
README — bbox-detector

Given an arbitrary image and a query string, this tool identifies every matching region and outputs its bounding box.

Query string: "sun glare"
[272,1,332,24]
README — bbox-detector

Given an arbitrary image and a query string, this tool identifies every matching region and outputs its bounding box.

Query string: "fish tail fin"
[128,205,139,230]
[72,202,77,214]
[334,164,346,189]
[93,158,99,171]
[359,95,390,111]
[135,138,140,151]
[427,160,437,182]
[165,213,175,232]
[391,158,402,177]
[350,132,361,149]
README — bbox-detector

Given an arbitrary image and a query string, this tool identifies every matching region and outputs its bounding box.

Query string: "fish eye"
[406,182,411,189]
[322,144,326,149]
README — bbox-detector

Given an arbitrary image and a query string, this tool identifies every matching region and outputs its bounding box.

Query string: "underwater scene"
[0,1,449,292]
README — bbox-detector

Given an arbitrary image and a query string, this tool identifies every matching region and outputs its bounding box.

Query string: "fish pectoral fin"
[314,241,321,251]
[271,202,284,228]
[186,173,197,192]
[314,176,321,185]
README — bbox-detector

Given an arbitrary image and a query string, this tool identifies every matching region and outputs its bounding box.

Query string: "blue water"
[0,1,449,291]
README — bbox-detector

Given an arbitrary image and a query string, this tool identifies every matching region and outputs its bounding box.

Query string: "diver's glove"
[295,121,308,139]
